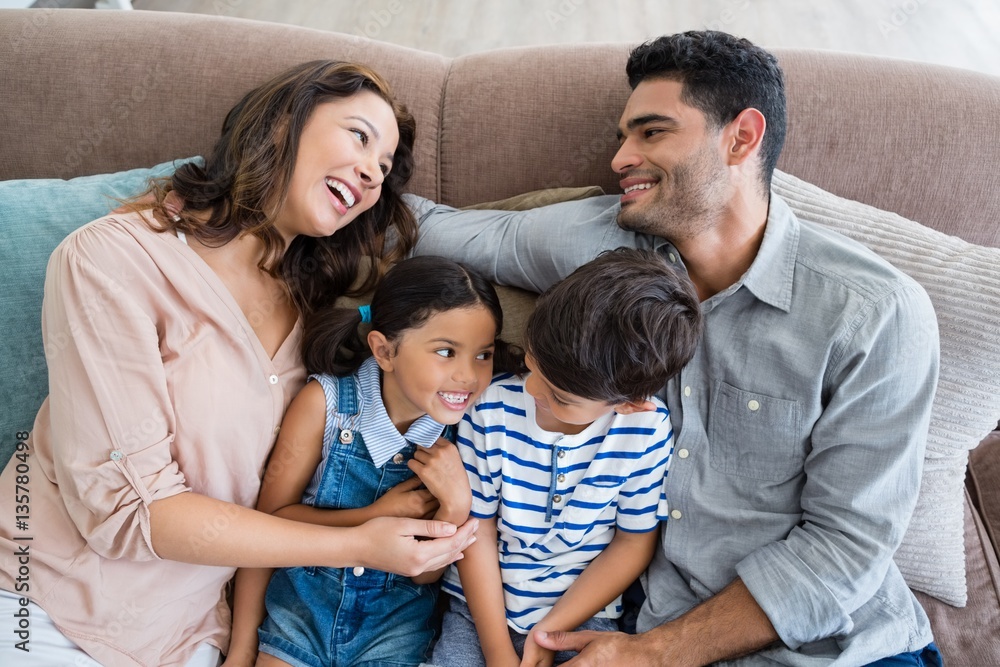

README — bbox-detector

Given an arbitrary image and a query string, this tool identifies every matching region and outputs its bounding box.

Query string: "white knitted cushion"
[773,170,1000,606]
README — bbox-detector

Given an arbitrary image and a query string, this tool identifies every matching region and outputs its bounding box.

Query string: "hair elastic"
[358,304,372,324]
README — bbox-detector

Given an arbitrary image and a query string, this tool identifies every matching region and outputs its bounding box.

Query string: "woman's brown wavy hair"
[146,60,418,316]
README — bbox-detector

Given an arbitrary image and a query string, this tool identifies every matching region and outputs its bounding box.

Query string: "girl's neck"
[379,370,422,435]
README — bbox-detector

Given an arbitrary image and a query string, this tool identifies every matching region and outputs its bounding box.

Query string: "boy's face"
[523,354,619,435]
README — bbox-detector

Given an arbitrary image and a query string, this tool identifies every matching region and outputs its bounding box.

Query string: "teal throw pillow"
[0,158,196,467]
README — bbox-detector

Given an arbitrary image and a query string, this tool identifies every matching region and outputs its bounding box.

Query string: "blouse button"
[268,374,279,385]
[557,473,566,483]
[677,449,689,459]
[392,453,405,464]
[747,399,761,411]
[110,450,124,462]
[684,386,691,397]
[670,509,682,520]
[352,566,365,577]
[552,495,562,503]
[556,449,566,459]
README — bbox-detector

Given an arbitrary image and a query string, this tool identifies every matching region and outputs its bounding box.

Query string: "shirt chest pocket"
[708,381,803,482]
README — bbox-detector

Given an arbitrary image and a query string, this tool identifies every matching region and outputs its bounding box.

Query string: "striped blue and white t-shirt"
[441,374,673,632]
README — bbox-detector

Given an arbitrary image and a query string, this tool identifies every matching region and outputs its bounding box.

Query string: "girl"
[0,62,475,667]
[230,255,526,667]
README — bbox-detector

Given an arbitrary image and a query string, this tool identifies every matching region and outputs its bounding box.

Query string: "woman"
[0,61,476,667]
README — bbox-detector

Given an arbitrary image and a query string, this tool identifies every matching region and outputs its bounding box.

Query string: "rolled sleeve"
[736,284,939,647]
[43,229,189,561]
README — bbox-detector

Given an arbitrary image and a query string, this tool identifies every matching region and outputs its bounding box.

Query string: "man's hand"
[534,628,688,667]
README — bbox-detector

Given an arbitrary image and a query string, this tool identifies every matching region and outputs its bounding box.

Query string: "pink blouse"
[0,212,306,666]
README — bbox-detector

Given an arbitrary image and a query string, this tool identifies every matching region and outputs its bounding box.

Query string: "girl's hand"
[409,438,472,519]
[354,515,478,577]
[372,475,439,519]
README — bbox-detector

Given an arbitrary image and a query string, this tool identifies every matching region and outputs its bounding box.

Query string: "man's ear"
[724,107,766,166]
[367,330,395,372]
[614,399,658,415]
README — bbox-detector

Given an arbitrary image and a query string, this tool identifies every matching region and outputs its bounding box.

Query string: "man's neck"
[674,191,770,302]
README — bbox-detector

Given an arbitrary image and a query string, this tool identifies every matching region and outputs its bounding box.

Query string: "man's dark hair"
[626,31,786,193]
[525,248,702,404]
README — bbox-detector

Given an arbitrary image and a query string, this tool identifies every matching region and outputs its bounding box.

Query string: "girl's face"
[371,306,498,431]
[271,90,400,243]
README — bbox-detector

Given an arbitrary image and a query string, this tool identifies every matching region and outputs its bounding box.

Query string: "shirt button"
[670,509,682,520]
[110,450,124,462]
[273,426,281,436]
[557,450,565,459]
[677,449,689,459]
[747,399,761,411]
[668,252,677,263]
[268,374,279,385]
[684,386,691,397]
[392,453,405,464]
[557,473,566,483]
[553,495,563,503]
[352,566,364,576]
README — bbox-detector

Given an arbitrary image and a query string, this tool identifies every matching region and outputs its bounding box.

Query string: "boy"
[432,248,703,667]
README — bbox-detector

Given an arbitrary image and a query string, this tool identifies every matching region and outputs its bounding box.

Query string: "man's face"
[613,78,730,241]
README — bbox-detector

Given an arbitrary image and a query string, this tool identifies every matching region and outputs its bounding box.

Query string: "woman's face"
[271,90,400,242]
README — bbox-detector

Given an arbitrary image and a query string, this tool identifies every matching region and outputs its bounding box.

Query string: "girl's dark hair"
[525,248,702,404]
[303,256,525,376]
[143,60,418,316]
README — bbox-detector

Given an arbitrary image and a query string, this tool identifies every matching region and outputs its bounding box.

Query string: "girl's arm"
[456,517,521,667]
[520,527,659,667]
[410,437,473,584]
[221,567,273,667]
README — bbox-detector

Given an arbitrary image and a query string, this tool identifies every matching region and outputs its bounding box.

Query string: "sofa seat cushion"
[773,170,1000,607]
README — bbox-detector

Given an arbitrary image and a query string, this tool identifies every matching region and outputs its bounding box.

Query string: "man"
[409,31,942,666]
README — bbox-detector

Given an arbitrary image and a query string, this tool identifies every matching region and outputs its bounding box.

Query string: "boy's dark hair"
[626,31,786,194]
[525,248,702,404]
[303,255,525,376]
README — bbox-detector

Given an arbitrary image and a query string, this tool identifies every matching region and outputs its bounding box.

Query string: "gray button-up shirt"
[408,192,938,665]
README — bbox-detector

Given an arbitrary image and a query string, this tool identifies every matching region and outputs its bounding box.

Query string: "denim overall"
[258,374,440,667]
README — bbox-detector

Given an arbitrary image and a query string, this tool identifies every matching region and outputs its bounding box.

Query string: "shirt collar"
[355,356,446,468]
[738,194,798,313]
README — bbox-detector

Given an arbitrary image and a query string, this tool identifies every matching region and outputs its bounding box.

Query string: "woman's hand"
[371,475,439,519]
[353,515,478,577]
[409,438,473,522]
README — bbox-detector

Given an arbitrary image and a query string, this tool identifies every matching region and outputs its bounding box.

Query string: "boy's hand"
[409,438,472,520]
[520,630,555,667]
[372,476,438,519]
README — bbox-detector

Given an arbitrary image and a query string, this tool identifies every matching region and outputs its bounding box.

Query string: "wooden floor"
[132,0,1000,77]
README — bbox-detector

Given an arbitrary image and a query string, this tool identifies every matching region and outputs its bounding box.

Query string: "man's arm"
[535,577,777,667]
[405,193,641,292]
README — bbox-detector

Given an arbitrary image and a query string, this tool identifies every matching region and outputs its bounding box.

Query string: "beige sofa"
[1,8,998,665]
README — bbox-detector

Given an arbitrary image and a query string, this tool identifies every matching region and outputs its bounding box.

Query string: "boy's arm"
[457,517,521,667]
[540,528,657,631]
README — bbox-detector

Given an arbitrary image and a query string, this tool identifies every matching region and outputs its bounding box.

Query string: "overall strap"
[336,374,360,417]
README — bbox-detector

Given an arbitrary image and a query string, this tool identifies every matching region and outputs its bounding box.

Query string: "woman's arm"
[456,517,520,666]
